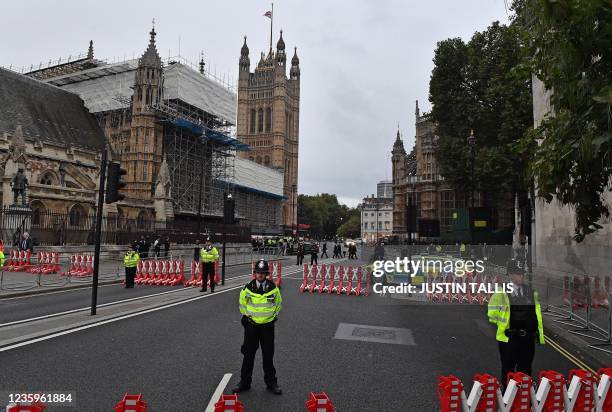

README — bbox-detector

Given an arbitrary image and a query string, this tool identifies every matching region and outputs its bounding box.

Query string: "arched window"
[30,200,46,226]
[265,107,272,132]
[137,87,142,101]
[249,156,254,162]
[257,109,264,133]
[264,155,270,166]
[69,204,86,227]
[250,109,256,133]
[256,156,262,164]
[39,171,57,186]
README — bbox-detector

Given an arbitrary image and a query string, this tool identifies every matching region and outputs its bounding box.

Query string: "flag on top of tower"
[263,10,272,18]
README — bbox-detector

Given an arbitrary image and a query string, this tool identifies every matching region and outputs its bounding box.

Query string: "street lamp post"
[467,130,476,208]
[292,184,297,238]
[375,201,380,244]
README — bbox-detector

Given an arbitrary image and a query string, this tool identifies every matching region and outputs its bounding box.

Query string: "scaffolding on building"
[93,57,245,219]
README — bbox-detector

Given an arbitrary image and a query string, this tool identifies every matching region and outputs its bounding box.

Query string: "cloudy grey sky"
[1,0,509,207]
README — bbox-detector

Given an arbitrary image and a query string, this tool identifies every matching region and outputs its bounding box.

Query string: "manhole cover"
[352,327,397,340]
[334,323,415,345]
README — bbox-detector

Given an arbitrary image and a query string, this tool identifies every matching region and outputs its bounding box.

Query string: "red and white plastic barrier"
[299,264,369,297]
[250,260,283,288]
[305,392,335,412]
[115,393,147,412]
[438,368,612,412]
[4,249,32,272]
[61,254,94,277]
[184,260,219,288]
[27,251,60,274]
[6,401,46,412]
[134,259,185,286]
[563,275,611,310]
[214,394,244,412]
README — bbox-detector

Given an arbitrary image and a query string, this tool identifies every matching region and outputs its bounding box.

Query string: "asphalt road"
[0,260,281,325]
[0,268,576,411]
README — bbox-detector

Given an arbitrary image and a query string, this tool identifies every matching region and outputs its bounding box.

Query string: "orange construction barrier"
[115,393,146,412]
[305,392,335,412]
[214,394,244,412]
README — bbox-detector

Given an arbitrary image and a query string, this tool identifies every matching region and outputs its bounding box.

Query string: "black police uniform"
[239,279,278,389]
[499,283,538,387]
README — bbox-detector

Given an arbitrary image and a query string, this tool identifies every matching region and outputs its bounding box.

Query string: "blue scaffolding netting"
[170,118,250,151]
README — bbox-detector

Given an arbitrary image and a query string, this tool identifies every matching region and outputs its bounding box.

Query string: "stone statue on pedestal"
[11,168,28,205]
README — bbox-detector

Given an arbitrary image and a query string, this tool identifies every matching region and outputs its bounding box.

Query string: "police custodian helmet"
[254,259,270,274]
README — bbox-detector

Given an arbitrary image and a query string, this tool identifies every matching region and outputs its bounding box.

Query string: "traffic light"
[223,193,235,224]
[105,161,127,204]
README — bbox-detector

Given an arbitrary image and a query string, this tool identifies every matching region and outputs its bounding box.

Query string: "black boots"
[232,382,251,393]
[266,384,282,395]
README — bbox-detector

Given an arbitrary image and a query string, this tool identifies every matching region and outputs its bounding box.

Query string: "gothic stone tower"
[391,129,408,236]
[124,25,164,202]
[236,32,300,229]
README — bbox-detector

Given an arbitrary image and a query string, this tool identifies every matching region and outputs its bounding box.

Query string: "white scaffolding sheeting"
[233,157,284,197]
[44,60,237,125]
[164,63,236,125]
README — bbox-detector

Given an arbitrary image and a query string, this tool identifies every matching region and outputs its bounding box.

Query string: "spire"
[291,46,299,66]
[87,40,94,59]
[239,36,250,72]
[140,19,161,66]
[199,51,205,74]
[276,30,285,51]
[415,100,420,118]
[290,47,300,78]
[392,127,406,155]
[241,36,249,56]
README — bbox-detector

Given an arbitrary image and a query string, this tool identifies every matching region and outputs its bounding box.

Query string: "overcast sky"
[1,0,509,208]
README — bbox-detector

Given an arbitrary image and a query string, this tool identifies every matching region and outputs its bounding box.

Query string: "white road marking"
[0,284,245,352]
[205,373,233,412]
[0,271,268,328]
[0,263,324,352]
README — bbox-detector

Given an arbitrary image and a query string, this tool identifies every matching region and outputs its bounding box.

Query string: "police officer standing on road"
[296,242,304,266]
[123,244,140,288]
[488,259,544,388]
[233,259,283,395]
[200,237,219,293]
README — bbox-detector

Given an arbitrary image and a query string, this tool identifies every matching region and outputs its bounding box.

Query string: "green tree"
[336,208,361,239]
[297,194,352,238]
[513,0,612,241]
[429,21,533,209]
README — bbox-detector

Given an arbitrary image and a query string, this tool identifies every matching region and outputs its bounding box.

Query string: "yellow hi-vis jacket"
[239,280,282,325]
[124,251,140,268]
[200,246,219,263]
[487,291,545,344]
[0,250,5,267]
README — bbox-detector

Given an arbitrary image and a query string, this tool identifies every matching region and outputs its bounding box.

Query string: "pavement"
[0,253,595,411]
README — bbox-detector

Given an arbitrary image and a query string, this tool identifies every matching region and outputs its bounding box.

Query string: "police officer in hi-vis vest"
[199,237,219,293]
[123,244,140,288]
[488,258,544,388]
[233,259,283,395]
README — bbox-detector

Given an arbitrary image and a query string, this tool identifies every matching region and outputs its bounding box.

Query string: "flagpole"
[270,2,274,55]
